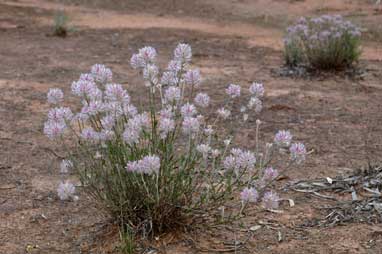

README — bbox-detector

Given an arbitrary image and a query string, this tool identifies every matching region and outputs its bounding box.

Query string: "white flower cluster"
[236,128,307,209]
[274,130,307,164]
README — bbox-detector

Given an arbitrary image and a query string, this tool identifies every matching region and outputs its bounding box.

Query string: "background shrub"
[284,15,362,70]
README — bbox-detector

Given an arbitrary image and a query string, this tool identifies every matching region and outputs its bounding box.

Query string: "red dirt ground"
[1,0,382,253]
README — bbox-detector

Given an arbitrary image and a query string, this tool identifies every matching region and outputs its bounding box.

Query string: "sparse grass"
[119,226,136,254]
[53,10,71,37]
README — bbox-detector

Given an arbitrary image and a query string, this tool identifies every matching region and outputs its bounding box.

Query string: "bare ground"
[1,0,382,253]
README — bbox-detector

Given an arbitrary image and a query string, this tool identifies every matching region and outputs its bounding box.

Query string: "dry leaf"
[249,225,262,232]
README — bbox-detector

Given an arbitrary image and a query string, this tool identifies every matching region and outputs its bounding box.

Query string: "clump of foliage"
[284,15,362,70]
[53,11,71,37]
[44,43,307,240]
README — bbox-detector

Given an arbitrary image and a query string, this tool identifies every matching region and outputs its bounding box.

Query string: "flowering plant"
[284,15,361,70]
[44,43,307,235]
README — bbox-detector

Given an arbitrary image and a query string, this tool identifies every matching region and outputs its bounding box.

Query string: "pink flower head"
[126,115,141,131]
[204,126,214,136]
[91,64,112,84]
[274,130,292,148]
[226,84,241,98]
[223,149,256,172]
[126,155,160,175]
[123,127,140,145]
[130,53,145,69]
[102,129,115,140]
[123,104,138,117]
[240,187,258,203]
[223,155,236,170]
[290,142,307,164]
[126,160,140,172]
[237,150,256,170]
[60,159,73,174]
[196,144,211,158]
[47,88,64,104]
[211,149,220,158]
[143,64,159,84]
[71,78,100,99]
[181,103,197,118]
[57,181,76,201]
[105,83,130,104]
[159,117,175,139]
[135,113,151,129]
[248,97,262,113]
[194,93,210,108]
[43,120,66,139]
[47,107,73,123]
[262,167,279,181]
[174,43,192,63]
[159,107,174,119]
[182,117,200,135]
[101,114,116,130]
[141,155,161,174]
[230,148,243,157]
[249,82,264,98]
[81,100,105,116]
[217,108,231,119]
[79,73,95,83]
[80,127,99,141]
[164,86,181,103]
[167,60,182,73]
[139,46,157,64]
[131,46,157,69]
[161,71,179,86]
[184,69,201,87]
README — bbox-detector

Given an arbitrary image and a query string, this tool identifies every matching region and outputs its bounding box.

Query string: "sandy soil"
[1,0,382,253]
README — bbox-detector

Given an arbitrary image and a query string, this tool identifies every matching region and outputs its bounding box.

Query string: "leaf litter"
[286,164,382,227]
